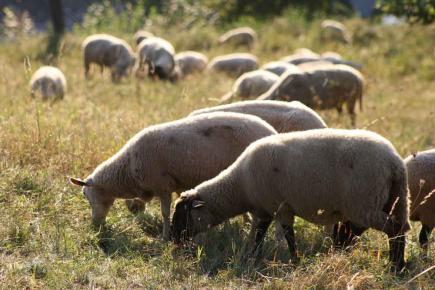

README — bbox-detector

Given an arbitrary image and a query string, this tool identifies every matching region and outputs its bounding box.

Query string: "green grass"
[0,16,434,289]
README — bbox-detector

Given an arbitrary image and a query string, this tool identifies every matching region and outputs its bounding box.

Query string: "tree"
[49,0,65,34]
[377,0,434,24]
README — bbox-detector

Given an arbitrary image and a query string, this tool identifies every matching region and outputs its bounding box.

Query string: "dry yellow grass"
[0,16,434,289]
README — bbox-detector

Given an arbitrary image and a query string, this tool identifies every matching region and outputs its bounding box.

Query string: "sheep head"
[69,177,113,226]
[171,192,207,244]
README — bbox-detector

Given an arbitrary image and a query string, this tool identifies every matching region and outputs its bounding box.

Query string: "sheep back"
[29,66,67,100]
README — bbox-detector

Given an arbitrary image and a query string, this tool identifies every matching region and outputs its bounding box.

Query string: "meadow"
[0,12,434,289]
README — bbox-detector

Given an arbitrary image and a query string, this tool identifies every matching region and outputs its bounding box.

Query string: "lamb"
[135,37,176,80]
[174,51,208,77]
[320,20,351,44]
[258,64,364,126]
[134,30,154,45]
[404,149,435,251]
[207,53,258,77]
[218,27,257,49]
[219,70,279,103]
[171,129,411,271]
[190,100,327,133]
[29,66,67,100]
[82,34,135,82]
[69,112,277,240]
[260,61,301,76]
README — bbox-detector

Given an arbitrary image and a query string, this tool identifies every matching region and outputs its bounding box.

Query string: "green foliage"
[377,0,435,24]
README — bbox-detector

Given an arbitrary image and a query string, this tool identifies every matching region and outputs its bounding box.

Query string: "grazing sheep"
[219,27,257,49]
[261,61,301,76]
[190,100,327,133]
[321,51,342,60]
[258,64,364,126]
[135,37,176,80]
[219,70,279,103]
[29,66,67,100]
[405,149,435,251]
[134,30,154,45]
[175,51,208,77]
[69,112,277,240]
[172,129,411,271]
[320,20,351,44]
[207,53,258,77]
[82,34,135,82]
[280,54,321,66]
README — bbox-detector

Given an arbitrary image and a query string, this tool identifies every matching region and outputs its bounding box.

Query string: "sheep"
[174,51,208,77]
[258,64,364,126]
[134,30,154,45]
[191,100,327,133]
[29,66,67,100]
[82,34,135,82]
[320,20,351,44]
[280,48,321,65]
[321,51,342,60]
[69,112,277,240]
[218,27,257,49]
[171,129,411,271]
[260,61,301,76]
[404,149,435,251]
[135,37,176,80]
[207,53,258,77]
[219,70,279,103]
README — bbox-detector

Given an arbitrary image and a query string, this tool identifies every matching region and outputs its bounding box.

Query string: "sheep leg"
[160,193,172,241]
[333,221,366,248]
[281,224,298,262]
[419,224,432,252]
[249,218,272,256]
[370,211,407,271]
[84,60,90,79]
[346,98,356,127]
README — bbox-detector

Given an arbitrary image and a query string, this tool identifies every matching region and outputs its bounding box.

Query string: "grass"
[0,14,434,289]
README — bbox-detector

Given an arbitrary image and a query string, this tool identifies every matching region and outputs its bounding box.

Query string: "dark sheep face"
[171,197,206,243]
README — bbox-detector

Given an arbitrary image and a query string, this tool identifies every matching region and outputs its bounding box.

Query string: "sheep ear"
[69,177,89,187]
[192,200,206,208]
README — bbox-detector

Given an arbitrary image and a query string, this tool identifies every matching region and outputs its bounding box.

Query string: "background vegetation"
[0,3,434,289]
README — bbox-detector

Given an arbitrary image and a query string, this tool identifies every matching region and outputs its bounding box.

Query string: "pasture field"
[0,16,434,289]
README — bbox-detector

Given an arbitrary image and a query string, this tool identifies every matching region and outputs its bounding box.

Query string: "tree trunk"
[49,0,65,35]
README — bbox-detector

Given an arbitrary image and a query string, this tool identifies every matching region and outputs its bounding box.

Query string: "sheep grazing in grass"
[207,53,258,77]
[320,20,351,44]
[405,149,435,252]
[29,66,66,100]
[82,34,135,82]
[219,70,279,103]
[135,37,176,81]
[69,112,277,240]
[190,100,327,133]
[134,30,154,46]
[218,27,257,49]
[171,129,411,272]
[260,61,301,76]
[174,51,208,77]
[258,64,364,126]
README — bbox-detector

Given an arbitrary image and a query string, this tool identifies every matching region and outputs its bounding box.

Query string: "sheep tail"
[219,92,233,104]
[389,164,411,233]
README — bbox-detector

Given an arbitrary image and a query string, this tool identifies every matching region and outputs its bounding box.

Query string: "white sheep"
[171,129,411,271]
[134,30,154,45]
[207,53,258,77]
[69,112,277,240]
[260,61,301,76]
[218,27,257,49]
[29,66,67,100]
[219,70,279,103]
[174,51,208,77]
[190,100,327,133]
[404,149,435,251]
[258,64,365,126]
[320,20,351,44]
[135,36,176,80]
[82,34,135,82]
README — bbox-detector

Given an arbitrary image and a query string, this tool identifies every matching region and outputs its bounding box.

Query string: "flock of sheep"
[28,19,433,273]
